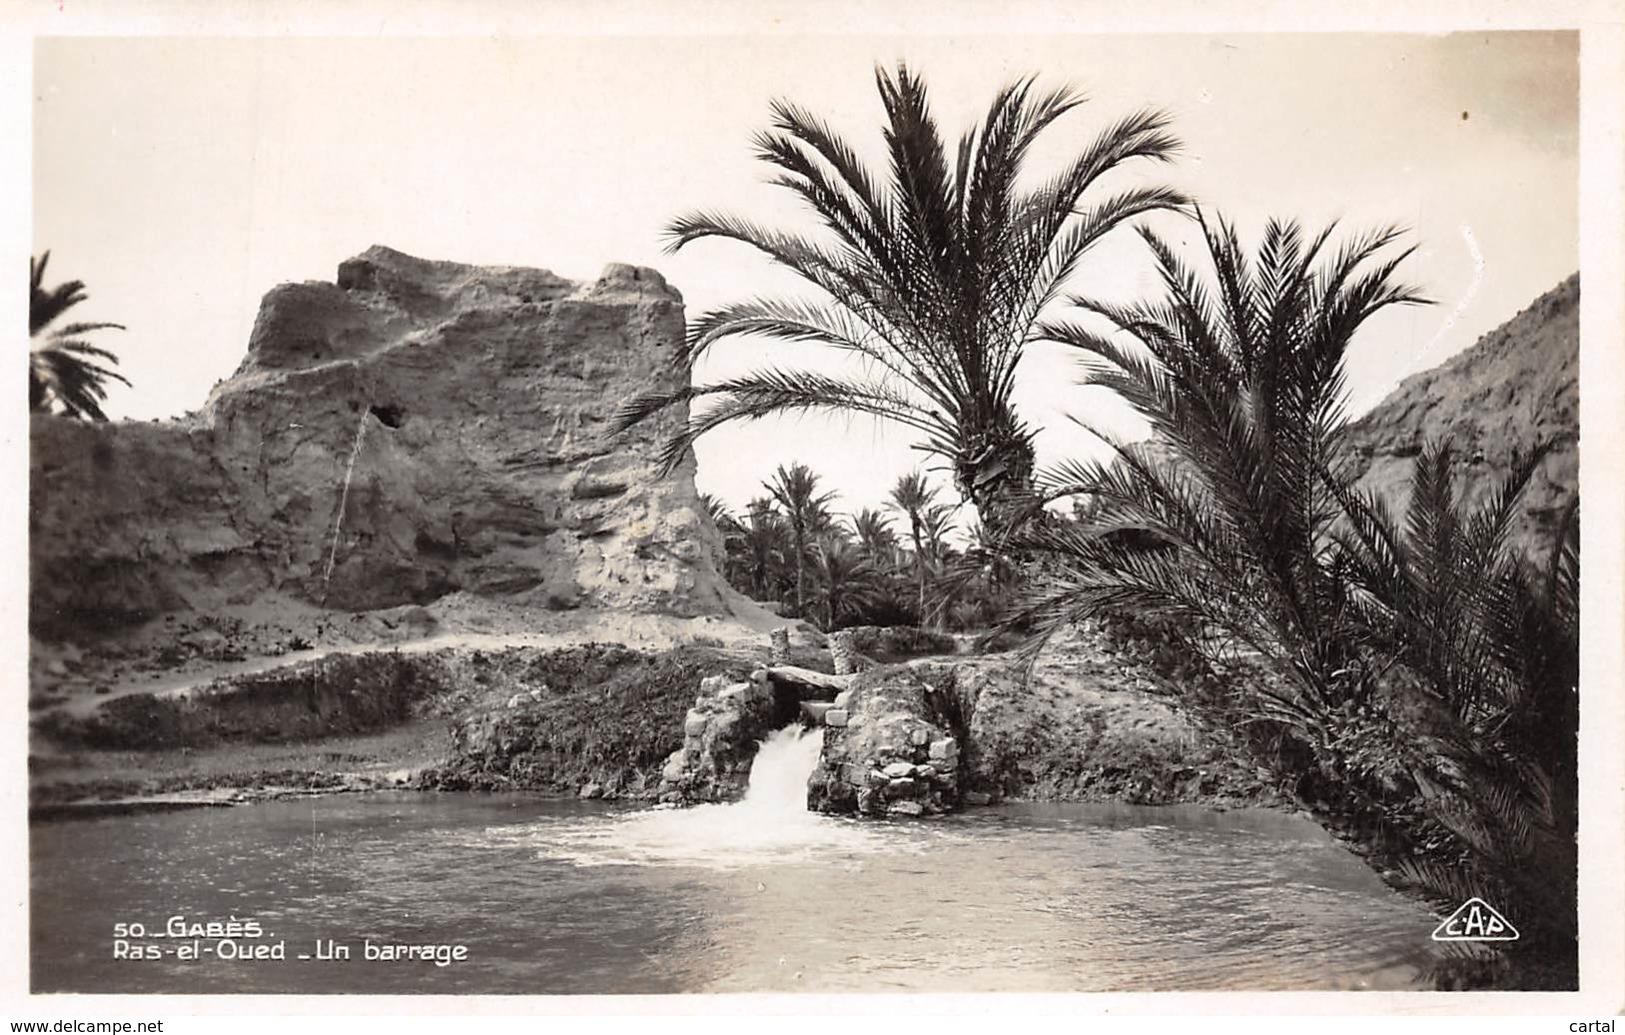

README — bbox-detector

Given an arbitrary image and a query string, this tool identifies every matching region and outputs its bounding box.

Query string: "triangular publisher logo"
[1431,897,1519,942]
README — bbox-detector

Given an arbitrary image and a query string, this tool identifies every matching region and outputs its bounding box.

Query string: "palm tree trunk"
[792,525,806,617]
[960,430,1038,549]
[910,521,926,625]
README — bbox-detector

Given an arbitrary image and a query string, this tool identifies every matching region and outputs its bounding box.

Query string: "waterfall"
[511,723,888,869]
[738,724,825,813]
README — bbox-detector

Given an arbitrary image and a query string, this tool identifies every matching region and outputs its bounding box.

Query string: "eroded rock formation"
[30,246,732,638]
[1341,273,1579,565]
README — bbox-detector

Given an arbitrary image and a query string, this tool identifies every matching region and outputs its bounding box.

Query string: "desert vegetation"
[612,63,1186,543]
[652,69,1578,989]
[29,252,130,421]
[705,464,1012,632]
[1009,211,1577,987]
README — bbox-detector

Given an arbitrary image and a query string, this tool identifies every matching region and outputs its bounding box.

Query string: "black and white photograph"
[6,1,1624,1020]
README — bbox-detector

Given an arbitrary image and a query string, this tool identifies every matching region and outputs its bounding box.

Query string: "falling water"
[320,408,371,602]
[495,723,887,869]
[736,724,826,812]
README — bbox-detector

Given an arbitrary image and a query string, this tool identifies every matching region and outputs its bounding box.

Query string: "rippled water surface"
[31,776,1441,995]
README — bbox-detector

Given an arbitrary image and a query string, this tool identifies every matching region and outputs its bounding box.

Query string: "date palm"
[933,515,1021,632]
[809,534,886,632]
[699,492,744,551]
[888,470,940,622]
[1013,210,1575,985]
[699,492,737,531]
[738,497,792,601]
[917,501,959,628]
[1329,446,1577,981]
[700,492,751,587]
[849,507,897,569]
[1015,211,1428,686]
[29,252,129,421]
[764,462,836,619]
[611,63,1186,541]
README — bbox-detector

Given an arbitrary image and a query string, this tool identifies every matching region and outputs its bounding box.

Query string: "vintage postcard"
[4,0,1622,1026]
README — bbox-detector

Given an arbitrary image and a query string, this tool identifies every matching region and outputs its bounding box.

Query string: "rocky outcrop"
[30,246,731,638]
[839,627,1276,809]
[1341,274,1579,565]
[418,643,745,797]
[946,647,1265,806]
[806,667,961,817]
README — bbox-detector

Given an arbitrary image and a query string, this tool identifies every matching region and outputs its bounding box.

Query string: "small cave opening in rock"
[369,403,406,429]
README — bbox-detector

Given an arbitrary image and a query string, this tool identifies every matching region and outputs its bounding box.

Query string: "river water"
[31,727,1440,994]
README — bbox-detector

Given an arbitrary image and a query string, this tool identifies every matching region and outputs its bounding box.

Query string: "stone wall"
[806,667,961,817]
[417,643,745,798]
[656,669,802,803]
[30,246,732,638]
[648,626,1273,818]
[838,625,959,664]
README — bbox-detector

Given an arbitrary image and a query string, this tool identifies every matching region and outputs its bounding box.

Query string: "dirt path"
[37,594,804,720]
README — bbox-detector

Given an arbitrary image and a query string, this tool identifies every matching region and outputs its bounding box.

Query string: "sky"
[31,31,1579,532]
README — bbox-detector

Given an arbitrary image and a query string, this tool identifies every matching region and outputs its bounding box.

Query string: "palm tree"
[764,462,836,618]
[888,470,940,622]
[1016,211,1427,686]
[699,492,736,530]
[611,63,1186,541]
[739,496,792,601]
[699,492,745,551]
[917,501,960,629]
[849,507,898,569]
[29,252,129,420]
[809,534,886,632]
[1328,446,1577,981]
[1012,210,1575,986]
[932,516,1021,632]
[701,492,751,588]
[918,501,957,560]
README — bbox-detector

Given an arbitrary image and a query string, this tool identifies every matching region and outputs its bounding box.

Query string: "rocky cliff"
[30,246,733,640]
[1342,273,1579,565]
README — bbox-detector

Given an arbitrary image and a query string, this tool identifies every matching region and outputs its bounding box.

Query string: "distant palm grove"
[704,463,1015,635]
[634,64,1579,989]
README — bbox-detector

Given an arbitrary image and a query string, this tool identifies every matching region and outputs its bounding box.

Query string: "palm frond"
[28,253,130,420]
[627,369,953,473]
[631,66,1181,538]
